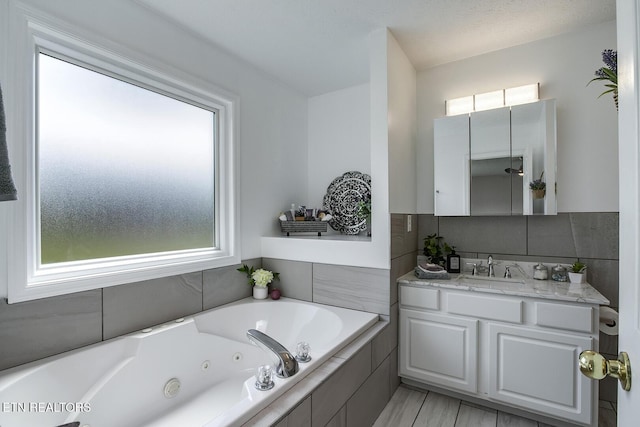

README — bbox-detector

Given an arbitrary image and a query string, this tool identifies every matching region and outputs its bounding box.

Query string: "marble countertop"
[398,265,610,306]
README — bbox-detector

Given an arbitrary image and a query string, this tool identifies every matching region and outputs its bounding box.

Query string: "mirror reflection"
[470,157,523,215]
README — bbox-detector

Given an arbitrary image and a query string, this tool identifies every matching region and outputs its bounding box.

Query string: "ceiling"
[137,0,616,96]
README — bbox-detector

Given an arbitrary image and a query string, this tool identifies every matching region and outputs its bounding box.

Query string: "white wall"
[387,32,417,214]
[0,0,308,297]
[261,30,393,269]
[417,20,618,213]
[307,84,370,210]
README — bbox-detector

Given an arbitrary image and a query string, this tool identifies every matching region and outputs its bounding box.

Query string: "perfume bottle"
[447,247,461,273]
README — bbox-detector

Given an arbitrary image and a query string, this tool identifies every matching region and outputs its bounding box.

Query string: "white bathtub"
[0,297,378,427]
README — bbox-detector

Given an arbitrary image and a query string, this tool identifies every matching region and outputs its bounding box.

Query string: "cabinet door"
[470,107,511,215]
[488,323,594,425]
[399,309,478,393]
[434,115,470,216]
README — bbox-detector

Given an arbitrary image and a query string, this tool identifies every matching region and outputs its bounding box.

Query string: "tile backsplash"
[419,213,619,305]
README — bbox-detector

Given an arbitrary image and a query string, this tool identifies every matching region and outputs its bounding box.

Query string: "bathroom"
[0,0,626,426]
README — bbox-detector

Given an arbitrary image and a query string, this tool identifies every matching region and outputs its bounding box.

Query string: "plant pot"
[253,286,268,299]
[568,272,586,284]
[532,189,546,199]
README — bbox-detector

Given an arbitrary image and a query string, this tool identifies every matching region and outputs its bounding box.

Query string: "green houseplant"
[568,260,587,284]
[423,234,452,268]
[357,194,372,236]
[588,49,618,111]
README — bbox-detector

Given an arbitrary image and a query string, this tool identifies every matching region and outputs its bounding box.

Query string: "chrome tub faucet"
[247,329,299,378]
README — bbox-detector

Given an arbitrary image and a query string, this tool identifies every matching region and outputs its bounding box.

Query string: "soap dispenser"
[447,247,461,273]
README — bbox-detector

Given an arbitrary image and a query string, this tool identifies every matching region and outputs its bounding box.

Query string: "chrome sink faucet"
[487,255,495,277]
[247,329,299,378]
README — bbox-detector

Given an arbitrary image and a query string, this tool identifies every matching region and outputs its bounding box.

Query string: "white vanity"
[398,263,609,426]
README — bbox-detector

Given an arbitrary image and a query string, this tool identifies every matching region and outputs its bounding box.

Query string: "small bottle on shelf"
[447,247,461,273]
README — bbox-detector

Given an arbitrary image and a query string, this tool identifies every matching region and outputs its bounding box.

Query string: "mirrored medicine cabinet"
[434,99,557,216]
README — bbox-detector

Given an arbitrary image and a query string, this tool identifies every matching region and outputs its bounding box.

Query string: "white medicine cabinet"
[434,99,557,216]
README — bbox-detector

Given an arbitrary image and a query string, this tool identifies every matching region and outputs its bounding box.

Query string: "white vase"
[253,286,268,299]
[568,272,586,284]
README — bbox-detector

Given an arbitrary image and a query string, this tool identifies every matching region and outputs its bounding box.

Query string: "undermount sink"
[456,274,526,285]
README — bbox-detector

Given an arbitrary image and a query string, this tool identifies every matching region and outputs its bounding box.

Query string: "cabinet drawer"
[535,302,594,333]
[400,286,440,310]
[447,293,522,323]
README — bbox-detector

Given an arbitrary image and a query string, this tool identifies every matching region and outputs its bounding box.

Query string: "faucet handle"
[254,365,275,391]
[504,265,512,279]
[465,262,478,276]
[295,342,312,363]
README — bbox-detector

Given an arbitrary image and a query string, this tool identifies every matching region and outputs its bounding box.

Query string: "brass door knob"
[579,350,631,391]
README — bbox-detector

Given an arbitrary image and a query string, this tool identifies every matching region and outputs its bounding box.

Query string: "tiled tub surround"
[0,298,379,427]
[244,318,392,426]
[0,212,415,425]
[0,259,262,372]
[418,212,620,402]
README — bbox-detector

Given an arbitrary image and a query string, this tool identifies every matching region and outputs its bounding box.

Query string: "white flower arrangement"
[237,264,280,288]
[252,269,275,288]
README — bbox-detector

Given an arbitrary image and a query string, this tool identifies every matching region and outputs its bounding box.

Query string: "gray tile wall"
[261,258,390,315]
[269,214,416,426]
[0,258,260,371]
[269,322,398,427]
[0,290,102,371]
[418,212,619,402]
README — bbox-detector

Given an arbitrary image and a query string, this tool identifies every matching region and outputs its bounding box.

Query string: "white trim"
[617,0,640,422]
[6,4,240,302]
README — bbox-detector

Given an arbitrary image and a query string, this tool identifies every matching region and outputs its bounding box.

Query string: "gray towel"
[414,265,450,280]
[0,82,18,201]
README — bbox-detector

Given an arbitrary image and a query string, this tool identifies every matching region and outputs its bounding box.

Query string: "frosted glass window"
[37,53,216,265]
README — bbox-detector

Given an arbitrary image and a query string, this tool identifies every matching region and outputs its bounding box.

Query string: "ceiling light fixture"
[445,83,540,116]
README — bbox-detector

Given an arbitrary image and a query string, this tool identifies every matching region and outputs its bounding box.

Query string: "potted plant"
[423,233,452,268]
[238,264,280,299]
[529,171,546,199]
[587,49,618,110]
[568,260,587,284]
[357,194,372,236]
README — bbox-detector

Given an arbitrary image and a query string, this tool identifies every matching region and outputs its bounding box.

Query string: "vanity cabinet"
[399,283,599,426]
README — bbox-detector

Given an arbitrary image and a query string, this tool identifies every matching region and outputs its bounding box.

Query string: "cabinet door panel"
[434,115,470,216]
[470,107,511,216]
[399,309,478,393]
[488,323,594,425]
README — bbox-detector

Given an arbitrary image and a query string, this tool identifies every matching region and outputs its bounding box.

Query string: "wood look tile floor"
[373,385,617,427]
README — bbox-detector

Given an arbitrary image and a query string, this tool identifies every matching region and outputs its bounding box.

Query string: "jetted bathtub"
[0,297,379,427]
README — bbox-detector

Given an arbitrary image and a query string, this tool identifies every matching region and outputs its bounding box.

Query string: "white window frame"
[5,8,239,303]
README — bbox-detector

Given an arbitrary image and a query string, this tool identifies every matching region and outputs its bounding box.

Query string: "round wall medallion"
[322,171,371,235]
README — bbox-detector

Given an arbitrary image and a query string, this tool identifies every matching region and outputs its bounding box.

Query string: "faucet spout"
[487,255,495,277]
[247,329,299,378]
